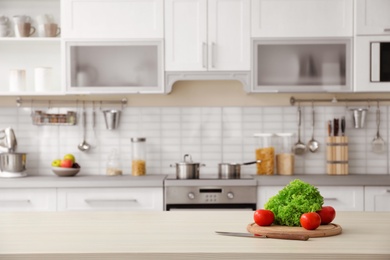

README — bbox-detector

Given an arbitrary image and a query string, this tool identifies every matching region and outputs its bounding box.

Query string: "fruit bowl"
[52,167,80,177]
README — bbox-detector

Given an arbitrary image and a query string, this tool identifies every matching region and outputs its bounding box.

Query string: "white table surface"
[0,211,389,259]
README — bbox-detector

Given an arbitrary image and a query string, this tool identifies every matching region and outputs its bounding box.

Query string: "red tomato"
[254,209,274,226]
[316,206,336,225]
[300,212,321,230]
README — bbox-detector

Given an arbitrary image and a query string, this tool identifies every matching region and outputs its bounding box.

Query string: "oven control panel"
[165,186,257,204]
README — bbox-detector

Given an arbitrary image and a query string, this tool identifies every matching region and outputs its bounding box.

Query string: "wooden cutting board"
[247,222,342,238]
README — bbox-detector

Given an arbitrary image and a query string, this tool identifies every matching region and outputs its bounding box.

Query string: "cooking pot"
[218,160,261,179]
[170,154,205,179]
[0,152,26,172]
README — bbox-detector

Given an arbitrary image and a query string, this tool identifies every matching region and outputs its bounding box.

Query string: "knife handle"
[264,233,309,241]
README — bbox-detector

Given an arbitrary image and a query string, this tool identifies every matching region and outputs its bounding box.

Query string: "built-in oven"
[164,177,257,211]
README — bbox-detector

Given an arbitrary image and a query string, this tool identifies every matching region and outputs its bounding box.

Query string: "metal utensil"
[78,105,91,152]
[372,105,386,154]
[293,106,306,155]
[307,105,319,153]
[215,231,309,241]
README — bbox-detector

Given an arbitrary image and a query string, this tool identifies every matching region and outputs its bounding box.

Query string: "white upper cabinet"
[251,0,353,37]
[61,0,163,39]
[165,0,250,71]
[356,0,390,35]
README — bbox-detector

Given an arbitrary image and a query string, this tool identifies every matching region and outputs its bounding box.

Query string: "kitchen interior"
[1,0,390,259]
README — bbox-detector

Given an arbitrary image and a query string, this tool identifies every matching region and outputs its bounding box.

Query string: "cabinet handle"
[211,42,216,68]
[202,42,207,68]
[384,28,390,32]
[323,197,338,201]
[0,199,30,203]
[84,199,138,203]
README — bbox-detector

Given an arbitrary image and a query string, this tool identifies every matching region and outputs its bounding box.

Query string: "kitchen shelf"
[0,38,61,42]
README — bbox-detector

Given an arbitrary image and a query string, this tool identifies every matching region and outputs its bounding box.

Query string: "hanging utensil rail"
[16,97,127,108]
[290,96,390,106]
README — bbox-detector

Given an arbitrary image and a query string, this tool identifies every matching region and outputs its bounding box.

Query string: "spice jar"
[106,148,123,176]
[254,133,276,175]
[131,137,146,176]
[275,133,295,175]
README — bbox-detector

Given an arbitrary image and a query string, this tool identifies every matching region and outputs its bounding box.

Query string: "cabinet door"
[208,0,250,70]
[64,40,164,93]
[258,186,364,211]
[365,186,390,211]
[61,0,163,39]
[0,188,56,212]
[357,0,390,35]
[57,188,163,211]
[165,0,207,71]
[251,0,353,37]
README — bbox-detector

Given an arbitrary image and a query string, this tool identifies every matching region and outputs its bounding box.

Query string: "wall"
[2,80,389,177]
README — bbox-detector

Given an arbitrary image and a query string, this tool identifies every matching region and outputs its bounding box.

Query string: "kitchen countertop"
[0,174,166,188]
[1,174,390,189]
[0,211,389,259]
[254,174,390,186]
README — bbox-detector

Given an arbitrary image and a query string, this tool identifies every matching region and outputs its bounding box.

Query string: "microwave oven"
[371,42,390,82]
[356,36,390,92]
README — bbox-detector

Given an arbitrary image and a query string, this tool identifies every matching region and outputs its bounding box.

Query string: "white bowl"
[52,166,80,177]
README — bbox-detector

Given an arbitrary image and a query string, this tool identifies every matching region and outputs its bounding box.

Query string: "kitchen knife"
[328,120,332,137]
[333,118,339,136]
[215,231,309,241]
[341,116,346,136]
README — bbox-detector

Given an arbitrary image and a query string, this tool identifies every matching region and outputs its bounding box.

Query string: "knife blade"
[215,231,309,241]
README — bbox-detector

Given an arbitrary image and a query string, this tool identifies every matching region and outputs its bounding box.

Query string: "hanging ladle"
[307,103,320,153]
[78,102,91,152]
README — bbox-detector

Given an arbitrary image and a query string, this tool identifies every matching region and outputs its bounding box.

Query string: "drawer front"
[258,186,364,211]
[365,186,390,211]
[57,188,163,211]
[317,186,364,211]
[0,188,56,212]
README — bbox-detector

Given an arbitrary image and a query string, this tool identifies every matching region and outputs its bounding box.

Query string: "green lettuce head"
[264,179,324,226]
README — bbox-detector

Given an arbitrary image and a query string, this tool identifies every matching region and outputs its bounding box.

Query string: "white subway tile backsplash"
[0,104,387,177]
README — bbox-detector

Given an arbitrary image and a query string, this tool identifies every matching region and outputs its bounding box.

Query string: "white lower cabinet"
[57,187,163,211]
[257,186,364,211]
[0,188,57,212]
[364,186,390,211]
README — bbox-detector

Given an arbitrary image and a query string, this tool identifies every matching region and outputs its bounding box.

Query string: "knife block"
[326,136,348,175]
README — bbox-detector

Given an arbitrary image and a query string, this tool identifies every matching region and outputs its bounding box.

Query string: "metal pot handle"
[183,154,193,163]
[242,160,262,166]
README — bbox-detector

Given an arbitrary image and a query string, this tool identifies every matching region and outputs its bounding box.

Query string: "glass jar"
[106,148,123,176]
[131,137,146,176]
[254,133,276,175]
[275,133,295,175]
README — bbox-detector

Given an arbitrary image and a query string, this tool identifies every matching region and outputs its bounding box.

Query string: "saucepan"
[170,154,205,179]
[218,160,261,179]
